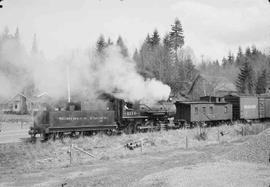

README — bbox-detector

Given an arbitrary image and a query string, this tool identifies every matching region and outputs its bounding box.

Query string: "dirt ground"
[0,122,270,187]
[1,143,269,187]
[0,122,30,144]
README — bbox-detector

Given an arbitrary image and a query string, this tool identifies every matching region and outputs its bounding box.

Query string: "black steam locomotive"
[29,93,176,140]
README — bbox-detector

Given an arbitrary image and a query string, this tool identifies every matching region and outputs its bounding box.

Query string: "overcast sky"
[0,0,269,62]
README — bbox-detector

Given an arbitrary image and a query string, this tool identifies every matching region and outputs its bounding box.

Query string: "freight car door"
[240,97,259,119]
[264,97,270,118]
[258,98,265,119]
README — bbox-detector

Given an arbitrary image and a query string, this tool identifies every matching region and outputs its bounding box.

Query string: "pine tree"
[169,18,184,64]
[96,35,106,54]
[227,51,234,65]
[251,45,258,56]
[144,33,152,46]
[256,70,267,94]
[163,33,171,49]
[132,48,140,63]
[235,61,255,94]
[150,29,160,47]
[245,47,252,58]
[235,47,245,66]
[222,57,228,67]
[107,37,113,46]
[116,36,128,57]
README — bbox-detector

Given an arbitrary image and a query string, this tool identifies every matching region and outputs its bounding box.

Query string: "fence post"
[141,139,143,152]
[217,129,220,143]
[69,144,73,165]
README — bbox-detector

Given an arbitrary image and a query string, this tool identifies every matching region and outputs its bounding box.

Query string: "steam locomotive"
[28,93,176,140]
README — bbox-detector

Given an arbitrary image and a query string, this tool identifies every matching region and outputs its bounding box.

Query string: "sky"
[0,0,269,62]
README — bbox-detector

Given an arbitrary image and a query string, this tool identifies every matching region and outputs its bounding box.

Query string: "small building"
[188,74,237,100]
[2,92,51,115]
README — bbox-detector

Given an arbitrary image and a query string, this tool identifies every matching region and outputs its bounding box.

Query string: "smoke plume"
[0,38,171,104]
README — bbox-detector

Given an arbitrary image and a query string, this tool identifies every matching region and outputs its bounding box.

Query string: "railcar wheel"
[106,130,113,136]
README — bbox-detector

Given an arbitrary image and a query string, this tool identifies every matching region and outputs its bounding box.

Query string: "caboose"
[174,96,232,127]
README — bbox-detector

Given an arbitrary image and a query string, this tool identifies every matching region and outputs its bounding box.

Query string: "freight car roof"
[175,101,230,105]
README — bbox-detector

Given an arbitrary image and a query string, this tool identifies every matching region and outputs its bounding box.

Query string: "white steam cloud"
[0,39,171,104]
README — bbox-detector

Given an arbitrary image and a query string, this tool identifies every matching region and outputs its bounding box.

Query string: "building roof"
[4,93,33,104]
[175,101,214,104]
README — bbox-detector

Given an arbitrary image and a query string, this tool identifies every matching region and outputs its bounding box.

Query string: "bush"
[194,131,207,141]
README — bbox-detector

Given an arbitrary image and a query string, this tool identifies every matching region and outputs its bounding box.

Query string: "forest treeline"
[199,46,270,95]
[0,18,270,100]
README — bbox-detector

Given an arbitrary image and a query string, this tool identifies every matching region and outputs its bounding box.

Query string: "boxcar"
[174,101,232,125]
[224,95,259,120]
[258,95,270,119]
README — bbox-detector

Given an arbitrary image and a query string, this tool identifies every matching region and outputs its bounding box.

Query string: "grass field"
[0,122,270,186]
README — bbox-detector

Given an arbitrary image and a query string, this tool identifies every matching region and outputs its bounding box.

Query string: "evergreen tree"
[245,47,252,58]
[235,61,255,94]
[96,35,106,54]
[235,47,245,66]
[256,70,267,94]
[107,37,113,46]
[145,34,152,45]
[227,51,234,65]
[221,57,228,67]
[169,18,184,64]
[150,29,160,47]
[251,45,258,56]
[132,48,140,63]
[116,36,128,57]
[163,33,171,49]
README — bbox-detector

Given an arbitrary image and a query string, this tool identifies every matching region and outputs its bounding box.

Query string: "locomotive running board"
[48,125,117,132]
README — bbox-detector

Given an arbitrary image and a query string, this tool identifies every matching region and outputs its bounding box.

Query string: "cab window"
[209,106,213,114]
[195,107,198,115]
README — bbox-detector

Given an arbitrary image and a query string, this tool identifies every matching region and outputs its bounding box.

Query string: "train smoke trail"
[0,39,171,104]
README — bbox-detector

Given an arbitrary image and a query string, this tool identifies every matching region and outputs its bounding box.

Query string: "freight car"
[224,95,259,121]
[174,98,233,128]
[258,95,270,120]
[29,94,176,140]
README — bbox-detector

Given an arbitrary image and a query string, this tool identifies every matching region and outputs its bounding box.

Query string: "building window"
[210,106,213,114]
[202,107,206,114]
[224,106,228,113]
[195,107,198,115]
[14,104,17,109]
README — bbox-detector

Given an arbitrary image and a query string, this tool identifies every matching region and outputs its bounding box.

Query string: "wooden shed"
[2,93,31,114]
[2,92,51,115]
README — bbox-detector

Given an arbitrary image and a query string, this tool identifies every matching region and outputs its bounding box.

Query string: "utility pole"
[201,54,204,63]
[66,65,71,103]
